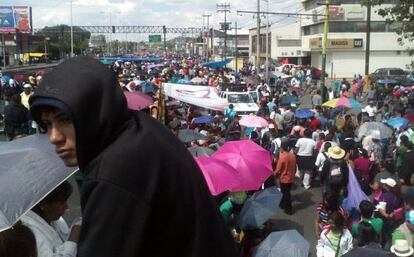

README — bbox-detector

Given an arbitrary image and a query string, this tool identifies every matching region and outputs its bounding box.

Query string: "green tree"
[35,25,91,58]
[362,0,414,68]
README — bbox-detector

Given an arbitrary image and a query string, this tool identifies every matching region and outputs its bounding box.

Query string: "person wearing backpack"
[320,146,349,197]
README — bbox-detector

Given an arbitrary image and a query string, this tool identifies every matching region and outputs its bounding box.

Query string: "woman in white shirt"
[21,181,81,257]
[295,128,317,189]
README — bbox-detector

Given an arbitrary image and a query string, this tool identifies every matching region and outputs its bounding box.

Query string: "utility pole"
[163,25,167,54]
[364,0,372,92]
[203,12,211,61]
[256,0,261,71]
[2,34,5,69]
[235,22,242,72]
[217,3,230,60]
[320,0,330,103]
[70,0,74,57]
[265,0,270,85]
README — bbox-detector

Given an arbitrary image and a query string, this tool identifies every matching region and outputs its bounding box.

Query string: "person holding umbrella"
[29,57,238,257]
[20,181,81,257]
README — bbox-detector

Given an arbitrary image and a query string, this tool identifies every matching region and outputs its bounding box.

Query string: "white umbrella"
[0,135,78,232]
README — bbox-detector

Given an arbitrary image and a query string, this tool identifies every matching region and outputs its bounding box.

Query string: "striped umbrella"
[322,97,363,109]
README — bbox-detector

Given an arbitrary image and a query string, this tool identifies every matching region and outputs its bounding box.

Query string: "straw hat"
[328,146,346,160]
[391,240,414,256]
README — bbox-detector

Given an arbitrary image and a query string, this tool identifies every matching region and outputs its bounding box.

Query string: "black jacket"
[4,102,28,138]
[30,57,239,257]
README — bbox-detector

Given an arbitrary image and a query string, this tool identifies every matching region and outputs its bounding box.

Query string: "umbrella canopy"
[254,230,309,257]
[295,108,314,119]
[404,112,414,124]
[279,95,298,106]
[212,140,273,191]
[239,115,269,128]
[357,122,393,140]
[194,157,241,196]
[142,81,156,93]
[386,117,409,129]
[124,91,154,111]
[239,187,282,229]
[191,77,204,84]
[178,129,207,143]
[322,97,363,109]
[194,115,214,124]
[177,78,192,84]
[188,146,215,157]
[201,59,231,69]
[0,135,78,232]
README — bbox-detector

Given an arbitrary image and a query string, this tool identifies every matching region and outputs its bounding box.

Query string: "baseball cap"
[381,178,397,188]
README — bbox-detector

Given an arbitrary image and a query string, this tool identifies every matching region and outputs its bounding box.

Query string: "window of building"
[303,0,400,11]
[278,40,302,47]
[303,21,402,35]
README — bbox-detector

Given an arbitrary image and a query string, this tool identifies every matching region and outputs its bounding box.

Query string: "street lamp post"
[70,0,74,57]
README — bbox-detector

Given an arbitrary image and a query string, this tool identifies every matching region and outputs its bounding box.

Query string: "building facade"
[301,0,414,78]
[248,1,414,77]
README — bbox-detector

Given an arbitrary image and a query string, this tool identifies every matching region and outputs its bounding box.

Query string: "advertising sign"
[148,35,162,44]
[0,6,32,33]
[0,6,15,33]
[309,38,364,49]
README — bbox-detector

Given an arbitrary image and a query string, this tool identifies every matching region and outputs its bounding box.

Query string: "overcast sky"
[4,0,299,40]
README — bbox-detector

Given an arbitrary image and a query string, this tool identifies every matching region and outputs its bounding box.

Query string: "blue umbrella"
[194,115,214,124]
[386,117,409,129]
[238,187,282,229]
[177,78,191,84]
[295,108,314,119]
[142,81,156,93]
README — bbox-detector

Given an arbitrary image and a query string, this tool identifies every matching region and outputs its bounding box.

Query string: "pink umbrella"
[239,115,268,128]
[194,157,241,196]
[123,91,154,111]
[212,140,273,191]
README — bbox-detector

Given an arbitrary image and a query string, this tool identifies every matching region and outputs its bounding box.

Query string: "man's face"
[41,111,78,167]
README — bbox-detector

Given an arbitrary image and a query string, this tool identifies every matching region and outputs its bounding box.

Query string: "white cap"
[380,178,397,188]
[23,84,31,89]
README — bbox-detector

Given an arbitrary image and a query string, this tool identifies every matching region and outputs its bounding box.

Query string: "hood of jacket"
[29,57,131,169]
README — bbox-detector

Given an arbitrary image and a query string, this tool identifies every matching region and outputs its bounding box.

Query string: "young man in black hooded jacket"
[29,57,239,257]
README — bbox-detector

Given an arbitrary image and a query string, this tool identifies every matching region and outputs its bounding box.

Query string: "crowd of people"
[1,54,414,257]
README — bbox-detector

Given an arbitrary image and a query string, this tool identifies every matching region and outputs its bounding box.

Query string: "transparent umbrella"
[0,135,78,232]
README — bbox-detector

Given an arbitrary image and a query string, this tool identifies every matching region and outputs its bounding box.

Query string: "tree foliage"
[362,0,414,68]
[34,25,91,58]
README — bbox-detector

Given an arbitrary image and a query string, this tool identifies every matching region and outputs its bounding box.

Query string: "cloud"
[16,0,298,40]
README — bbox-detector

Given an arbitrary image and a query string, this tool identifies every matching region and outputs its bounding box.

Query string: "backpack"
[328,160,344,187]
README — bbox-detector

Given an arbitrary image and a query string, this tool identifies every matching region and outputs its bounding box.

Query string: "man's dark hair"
[324,142,331,152]
[359,221,379,246]
[329,211,345,230]
[400,135,409,144]
[32,181,73,220]
[359,200,374,219]
[0,221,37,257]
[304,128,312,138]
[280,141,289,151]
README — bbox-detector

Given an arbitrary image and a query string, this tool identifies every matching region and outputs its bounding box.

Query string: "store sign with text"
[310,38,363,49]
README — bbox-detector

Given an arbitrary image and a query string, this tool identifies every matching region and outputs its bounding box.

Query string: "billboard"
[309,38,364,49]
[0,6,32,33]
[149,35,162,44]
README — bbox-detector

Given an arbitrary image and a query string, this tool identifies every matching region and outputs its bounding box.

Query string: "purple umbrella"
[124,91,154,111]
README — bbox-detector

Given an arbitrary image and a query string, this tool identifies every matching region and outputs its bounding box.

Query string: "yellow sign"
[309,38,363,49]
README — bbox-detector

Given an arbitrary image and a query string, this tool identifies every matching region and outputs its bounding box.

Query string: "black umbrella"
[178,129,207,143]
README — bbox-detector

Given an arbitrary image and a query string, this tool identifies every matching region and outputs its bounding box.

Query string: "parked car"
[275,64,296,72]
[369,68,406,85]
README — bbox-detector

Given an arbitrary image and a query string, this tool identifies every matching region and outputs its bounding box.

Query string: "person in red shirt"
[275,141,297,215]
[309,116,322,131]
